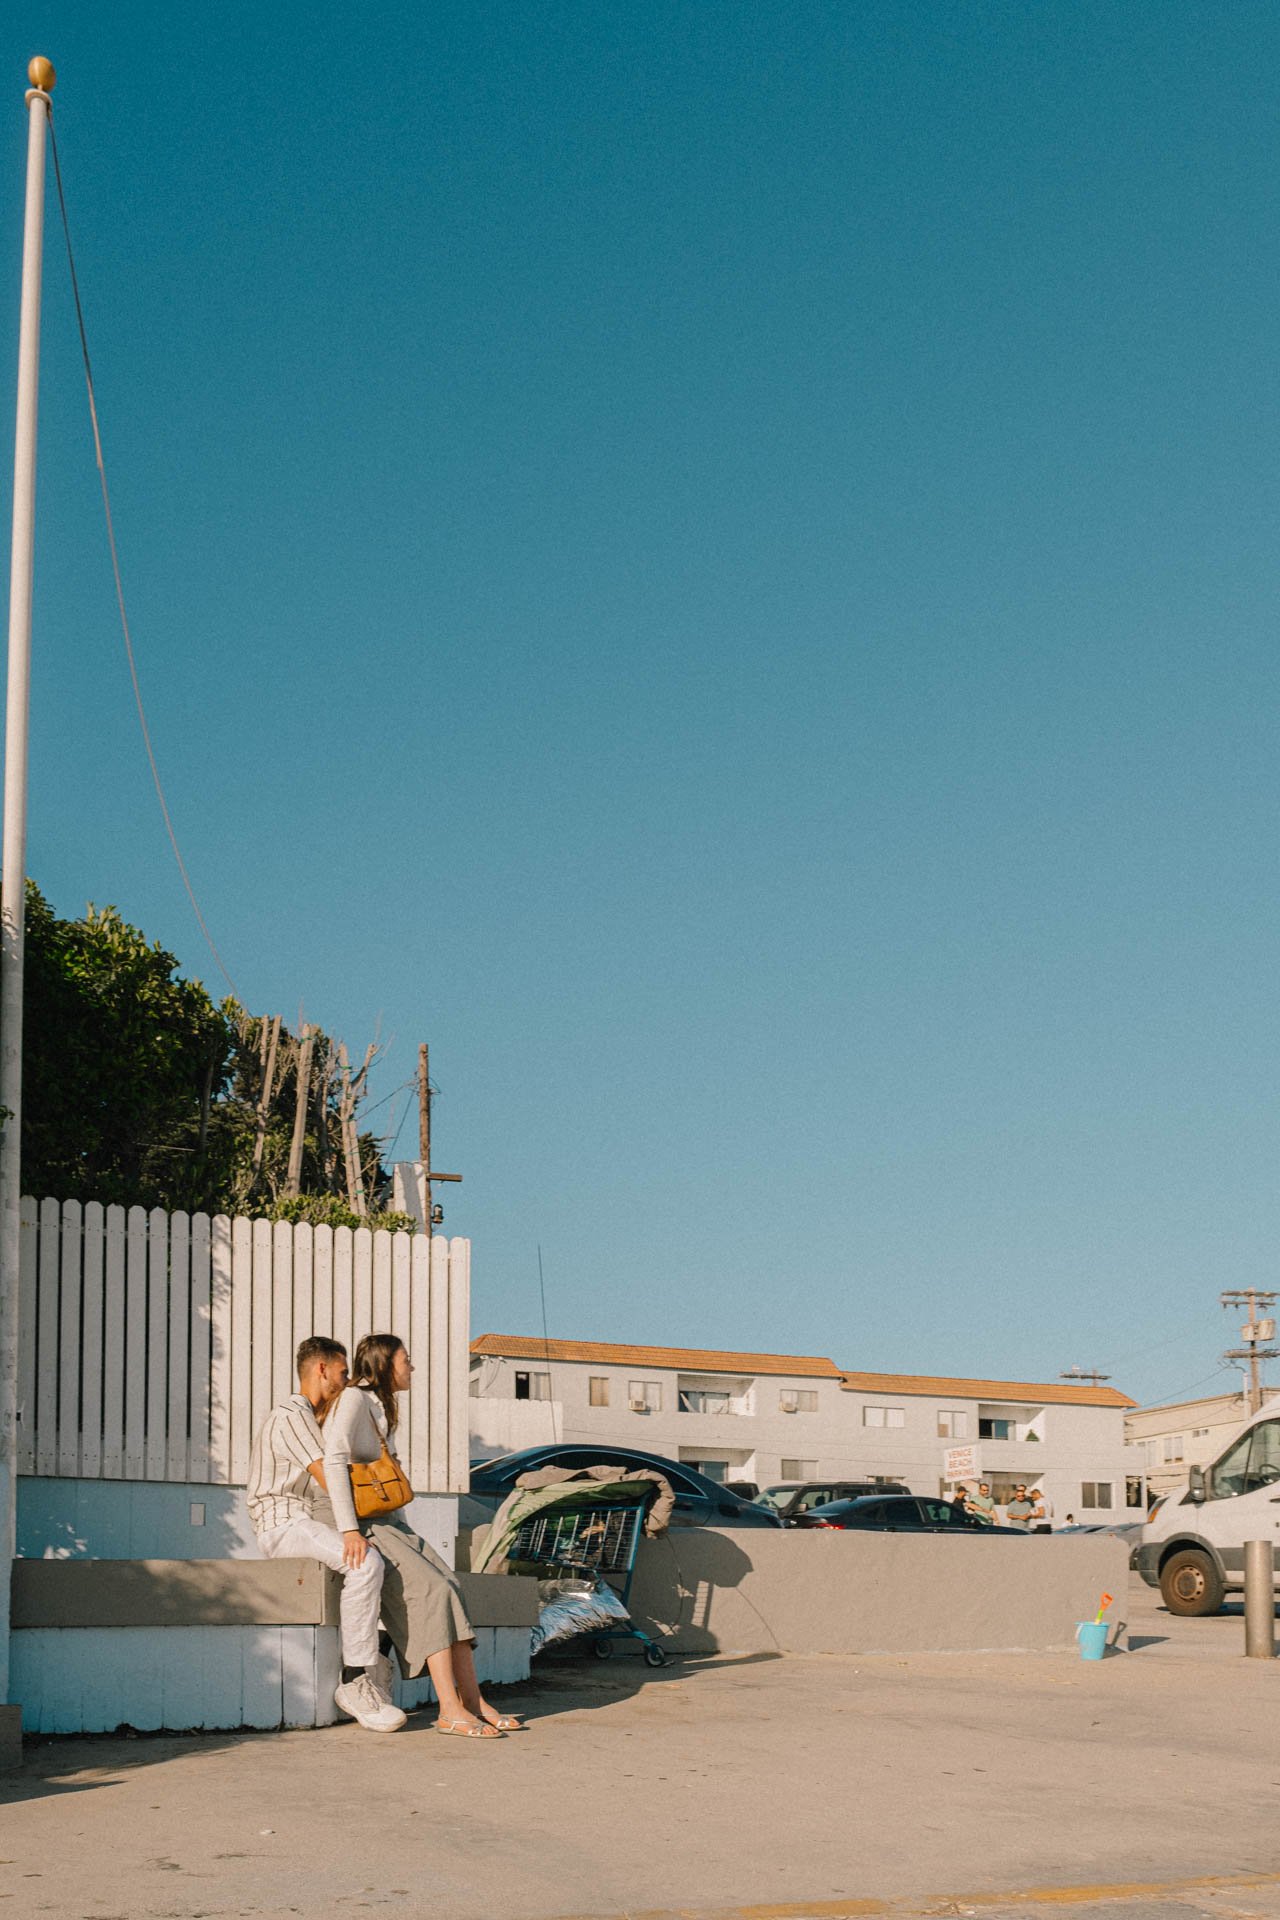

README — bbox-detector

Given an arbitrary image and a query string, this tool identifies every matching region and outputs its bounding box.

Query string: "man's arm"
[306,1459,366,1568]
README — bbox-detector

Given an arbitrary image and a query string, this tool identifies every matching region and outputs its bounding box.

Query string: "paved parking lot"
[2,1573,1279,1920]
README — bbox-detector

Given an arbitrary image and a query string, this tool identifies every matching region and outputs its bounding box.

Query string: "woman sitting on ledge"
[320,1332,522,1738]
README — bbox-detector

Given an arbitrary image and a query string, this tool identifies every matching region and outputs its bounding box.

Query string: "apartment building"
[469,1334,1144,1520]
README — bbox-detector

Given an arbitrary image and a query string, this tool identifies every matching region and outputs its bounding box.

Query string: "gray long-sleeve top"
[323,1385,399,1535]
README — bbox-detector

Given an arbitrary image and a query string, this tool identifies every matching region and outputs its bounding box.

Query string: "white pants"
[258,1513,384,1666]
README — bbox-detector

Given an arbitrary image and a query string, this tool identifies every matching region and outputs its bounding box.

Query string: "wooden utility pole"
[285,1023,316,1198]
[1221,1289,1280,1414]
[417,1041,461,1240]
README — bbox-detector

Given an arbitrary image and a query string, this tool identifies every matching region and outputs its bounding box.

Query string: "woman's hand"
[342,1530,367,1570]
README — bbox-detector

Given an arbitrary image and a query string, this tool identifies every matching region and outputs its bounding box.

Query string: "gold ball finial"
[27,57,55,93]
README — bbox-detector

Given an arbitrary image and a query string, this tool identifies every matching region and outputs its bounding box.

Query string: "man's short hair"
[296,1335,346,1376]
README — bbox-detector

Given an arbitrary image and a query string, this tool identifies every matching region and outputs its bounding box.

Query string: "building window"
[589,1376,609,1407]
[629,1379,662,1412]
[1125,1477,1145,1510]
[1163,1434,1185,1463]
[1191,1427,1208,1439]
[679,1388,731,1414]
[862,1405,905,1429]
[1081,1481,1113,1510]
[514,1370,551,1401]
[779,1389,818,1413]
[937,1409,969,1439]
[979,1417,1012,1440]
[781,1458,818,1479]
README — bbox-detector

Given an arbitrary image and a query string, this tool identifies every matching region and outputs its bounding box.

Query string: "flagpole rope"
[47,118,239,999]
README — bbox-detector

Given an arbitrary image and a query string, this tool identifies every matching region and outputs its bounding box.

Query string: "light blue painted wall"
[17,1480,459,1565]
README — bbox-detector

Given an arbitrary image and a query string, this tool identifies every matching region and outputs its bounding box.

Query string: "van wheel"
[1159,1548,1225,1616]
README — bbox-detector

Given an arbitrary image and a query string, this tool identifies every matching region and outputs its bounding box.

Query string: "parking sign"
[943,1443,981,1481]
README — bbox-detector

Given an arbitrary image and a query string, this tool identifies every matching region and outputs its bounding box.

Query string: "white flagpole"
[0,55,55,1720]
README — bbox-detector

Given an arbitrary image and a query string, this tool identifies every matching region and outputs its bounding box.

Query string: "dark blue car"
[792,1493,1026,1533]
[466,1443,783,1530]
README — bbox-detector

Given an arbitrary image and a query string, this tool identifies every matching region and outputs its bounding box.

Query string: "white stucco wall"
[17,1479,460,1566]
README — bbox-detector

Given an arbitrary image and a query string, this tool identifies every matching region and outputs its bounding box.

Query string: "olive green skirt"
[365,1517,475,1678]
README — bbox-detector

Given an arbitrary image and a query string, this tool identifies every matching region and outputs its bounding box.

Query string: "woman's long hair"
[352,1332,404,1432]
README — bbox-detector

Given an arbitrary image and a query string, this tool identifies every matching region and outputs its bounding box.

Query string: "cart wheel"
[592,1638,614,1659]
[643,1643,668,1668]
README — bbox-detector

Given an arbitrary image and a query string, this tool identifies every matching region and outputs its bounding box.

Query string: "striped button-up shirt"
[246,1393,326,1533]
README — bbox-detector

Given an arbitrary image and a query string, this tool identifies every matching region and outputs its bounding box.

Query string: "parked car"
[756,1479,910,1525]
[1057,1521,1144,1553]
[465,1444,783,1531]
[1136,1399,1280,1614]
[791,1493,1027,1533]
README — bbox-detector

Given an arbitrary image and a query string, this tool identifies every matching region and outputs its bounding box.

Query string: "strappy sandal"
[435,1716,504,1738]
[482,1712,525,1732]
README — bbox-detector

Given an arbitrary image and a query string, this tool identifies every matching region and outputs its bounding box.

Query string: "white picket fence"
[15,1199,470,1493]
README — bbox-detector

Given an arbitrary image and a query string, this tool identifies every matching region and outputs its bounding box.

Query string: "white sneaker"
[334,1672,407,1732]
[370,1652,398,1699]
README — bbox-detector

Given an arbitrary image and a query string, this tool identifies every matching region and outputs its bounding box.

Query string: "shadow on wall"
[17,1478,251,1563]
[626,1529,1134,1657]
[629,1531,766,1654]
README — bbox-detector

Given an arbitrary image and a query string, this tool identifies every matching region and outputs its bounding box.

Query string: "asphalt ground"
[2,1572,1278,1920]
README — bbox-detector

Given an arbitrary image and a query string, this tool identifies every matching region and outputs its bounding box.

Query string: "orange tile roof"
[837,1370,1135,1409]
[470,1336,1134,1406]
[470,1334,842,1379]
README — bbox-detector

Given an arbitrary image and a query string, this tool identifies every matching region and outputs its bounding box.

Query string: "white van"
[1136,1401,1280,1614]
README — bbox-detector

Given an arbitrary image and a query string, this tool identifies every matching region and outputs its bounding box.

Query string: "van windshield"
[1210,1419,1280,1498]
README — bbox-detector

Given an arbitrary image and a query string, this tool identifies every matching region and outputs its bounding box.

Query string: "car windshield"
[755,1486,799,1512]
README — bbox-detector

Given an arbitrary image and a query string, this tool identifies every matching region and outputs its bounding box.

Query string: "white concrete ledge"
[11,1558,539,1631]
[12,1557,338,1629]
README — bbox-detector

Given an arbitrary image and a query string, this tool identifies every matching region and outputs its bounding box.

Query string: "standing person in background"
[951,1485,970,1517]
[1005,1483,1035,1531]
[321,1333,523,1738]
[1030,1488,1054,1533]
[967,1482,997,1526]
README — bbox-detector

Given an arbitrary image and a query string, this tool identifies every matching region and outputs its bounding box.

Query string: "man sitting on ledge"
[247,1335,406,1732]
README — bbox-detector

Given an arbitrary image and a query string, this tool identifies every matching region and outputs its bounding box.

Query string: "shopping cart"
[509,1498,669,1667]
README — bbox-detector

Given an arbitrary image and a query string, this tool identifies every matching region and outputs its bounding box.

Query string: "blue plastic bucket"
[1076,1620,1108,1661]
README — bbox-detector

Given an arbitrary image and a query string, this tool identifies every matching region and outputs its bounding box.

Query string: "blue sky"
[4,4,1279,1406]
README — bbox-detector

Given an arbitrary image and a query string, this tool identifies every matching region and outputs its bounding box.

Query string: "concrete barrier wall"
[626,1529,1132,1655]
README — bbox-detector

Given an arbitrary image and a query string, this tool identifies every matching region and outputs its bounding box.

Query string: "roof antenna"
[537,1244,559,1444]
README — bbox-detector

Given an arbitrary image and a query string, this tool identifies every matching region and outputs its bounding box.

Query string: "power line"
[48,119,238,998]
[382,1081,417,1165]
[361,1073,418,1121]
[1144,1363,1236,1409]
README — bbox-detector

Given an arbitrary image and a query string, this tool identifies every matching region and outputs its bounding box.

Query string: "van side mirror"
[1188,1465,1206,1504]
